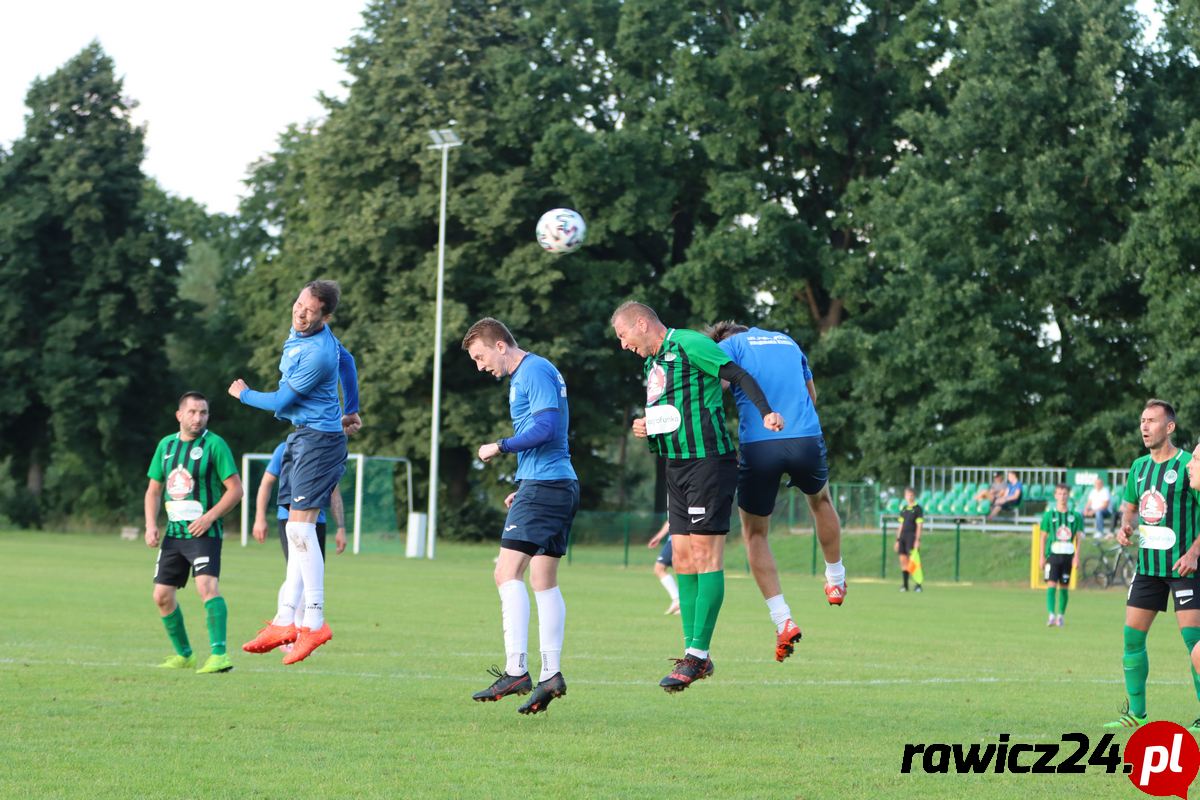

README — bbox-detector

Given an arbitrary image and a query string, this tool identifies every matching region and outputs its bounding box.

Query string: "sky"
[0,1,366,215]
[0,1,1164,218]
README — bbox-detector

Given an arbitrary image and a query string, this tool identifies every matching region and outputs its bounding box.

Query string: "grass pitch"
[0,530,1190,799]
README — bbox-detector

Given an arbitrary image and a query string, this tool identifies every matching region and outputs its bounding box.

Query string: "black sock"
[902,571,910,589]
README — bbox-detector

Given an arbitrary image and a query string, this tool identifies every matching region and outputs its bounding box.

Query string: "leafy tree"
[852,0,1151,481]
[0,43,183,523]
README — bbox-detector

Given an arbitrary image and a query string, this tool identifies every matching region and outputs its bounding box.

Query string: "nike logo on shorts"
[505,525,517,532]
[690,516,704,524]
[293,496,306,503]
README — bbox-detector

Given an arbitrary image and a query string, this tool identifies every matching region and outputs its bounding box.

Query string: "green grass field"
[1,530,1191,799]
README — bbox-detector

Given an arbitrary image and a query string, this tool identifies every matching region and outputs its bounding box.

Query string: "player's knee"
[152,589,174,612]
[806,487,833,510]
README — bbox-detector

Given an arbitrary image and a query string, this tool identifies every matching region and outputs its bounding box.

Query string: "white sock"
[825,559,846,587]
[498,579,529,676]
[766,594,791,633]
[286,521,325,629]
[685,647,708,660]
[535,586,566,681]
[659,573,679,601]
[271,548,304,626]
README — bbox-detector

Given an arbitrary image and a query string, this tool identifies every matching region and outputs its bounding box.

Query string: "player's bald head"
[611,301,661,327]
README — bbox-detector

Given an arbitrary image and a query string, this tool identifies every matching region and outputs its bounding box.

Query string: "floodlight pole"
[427,128,462,559]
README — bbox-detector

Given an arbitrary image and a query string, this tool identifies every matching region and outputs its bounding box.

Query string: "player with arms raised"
[1105,400,1200,728]
[230,280,361,664]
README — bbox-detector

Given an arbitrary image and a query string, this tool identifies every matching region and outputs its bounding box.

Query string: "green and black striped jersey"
[642,328,734,460]
[147,430,238,539]
[1040,507,1083,558]
[1123,450,1200,578]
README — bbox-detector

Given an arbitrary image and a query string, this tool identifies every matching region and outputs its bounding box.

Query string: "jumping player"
[463,317,578,714]
[231,280,360,664]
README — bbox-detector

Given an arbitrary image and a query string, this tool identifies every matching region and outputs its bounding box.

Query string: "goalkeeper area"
[1,530,1183,799]
[238,452,422,556]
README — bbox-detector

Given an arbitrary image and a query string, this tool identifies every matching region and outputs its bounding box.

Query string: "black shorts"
[1126,572,1200,612]
[154,535,222,588]
[278,427,347,512]
[276,519,328,561]
[737,437,829,516]
[666,456,737,535]
[897,531,917,556]
[500,479,580,558]
[1044,553,1073,585]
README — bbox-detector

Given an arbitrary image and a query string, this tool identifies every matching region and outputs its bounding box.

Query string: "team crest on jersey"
[647,363,667,405]
[1056,525,1073,541]
[664,353,676,362]
[1139,488,1167,525]
[166,466,194,501]
[189,446,203,460]
[1165,469,1179,485]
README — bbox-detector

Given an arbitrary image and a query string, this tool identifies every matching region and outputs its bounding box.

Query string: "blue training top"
[719,327,822,443]
[265,442,327,523]
[276,325,348,433]
[508,353,576,481]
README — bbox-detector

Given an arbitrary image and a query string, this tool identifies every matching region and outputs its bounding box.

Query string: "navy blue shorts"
[657,537,673,567]
[278,428,347,513]
[500,479,580,558]
[737,436,829,517]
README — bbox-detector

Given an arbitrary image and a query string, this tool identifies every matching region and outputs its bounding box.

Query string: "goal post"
[239,452,422,556]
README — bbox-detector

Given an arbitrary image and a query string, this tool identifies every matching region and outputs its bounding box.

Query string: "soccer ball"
[535,208,586,254]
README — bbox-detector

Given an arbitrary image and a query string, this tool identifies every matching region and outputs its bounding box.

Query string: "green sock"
[1057,588,1069,615]
[692,570,726,651]
[161,606,192,657]
[677,573,699,650]
[1123,625,1149,718]
[1046,586,1056,614]
[205,596,228,656]
[1182,627,1200,702]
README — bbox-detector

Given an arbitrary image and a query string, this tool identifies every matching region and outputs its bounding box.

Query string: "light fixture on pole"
[425,127,462,560]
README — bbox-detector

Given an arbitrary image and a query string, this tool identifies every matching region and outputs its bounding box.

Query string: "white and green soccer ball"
[535,208,586,254]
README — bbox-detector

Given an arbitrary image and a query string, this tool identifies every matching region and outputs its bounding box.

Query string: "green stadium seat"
[885,497,901,513]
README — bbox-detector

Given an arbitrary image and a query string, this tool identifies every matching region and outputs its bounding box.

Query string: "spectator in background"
[974,473,1006,508]
[1084,477,1114,538]
[988,470,1024,519]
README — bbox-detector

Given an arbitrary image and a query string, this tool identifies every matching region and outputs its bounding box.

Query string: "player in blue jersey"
[228,280,361,664]
[251,441,347,645]
[707,321,845,662]
[462,317,578,714]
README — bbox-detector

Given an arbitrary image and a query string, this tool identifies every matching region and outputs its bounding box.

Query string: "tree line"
[2,0,1198,535]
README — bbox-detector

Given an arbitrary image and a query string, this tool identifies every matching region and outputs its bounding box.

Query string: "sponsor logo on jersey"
[166,466,195,501]
[646,363,667,405]
[1140,489,1167,526]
